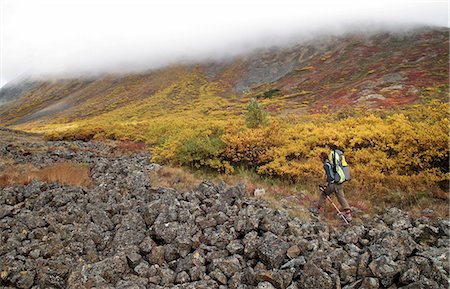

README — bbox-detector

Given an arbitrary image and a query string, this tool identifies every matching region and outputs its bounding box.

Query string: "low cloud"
[1,0,448,87]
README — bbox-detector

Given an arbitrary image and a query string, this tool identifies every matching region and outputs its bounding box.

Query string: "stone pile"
[0,139,448,288]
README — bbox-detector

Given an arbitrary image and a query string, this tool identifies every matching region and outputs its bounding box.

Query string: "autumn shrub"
[177,133,226,169]
[222,121,285,167]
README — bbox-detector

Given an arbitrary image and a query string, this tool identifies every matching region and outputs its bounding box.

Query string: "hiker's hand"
[323,184,335,196]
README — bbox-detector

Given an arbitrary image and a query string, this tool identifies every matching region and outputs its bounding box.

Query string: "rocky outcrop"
[0,139,449,288]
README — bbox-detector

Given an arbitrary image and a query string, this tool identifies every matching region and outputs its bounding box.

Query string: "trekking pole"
[326,195,349,225]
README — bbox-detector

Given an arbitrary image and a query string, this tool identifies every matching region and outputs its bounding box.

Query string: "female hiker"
[310,152,352,222]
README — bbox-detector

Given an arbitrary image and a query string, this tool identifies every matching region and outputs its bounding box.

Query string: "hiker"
[310,151,352,222]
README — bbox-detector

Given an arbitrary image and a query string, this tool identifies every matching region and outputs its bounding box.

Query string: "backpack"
[330,149,351,183]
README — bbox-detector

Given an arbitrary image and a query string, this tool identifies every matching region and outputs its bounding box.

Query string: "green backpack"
[330,149,351,184]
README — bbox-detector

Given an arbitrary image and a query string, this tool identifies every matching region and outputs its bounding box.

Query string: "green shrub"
[257,89,281,99]
[245,98,268,128]
[177,134,226,169]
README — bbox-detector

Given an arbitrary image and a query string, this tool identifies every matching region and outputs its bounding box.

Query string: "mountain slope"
[0,27,448,218]
[0,27,448,126]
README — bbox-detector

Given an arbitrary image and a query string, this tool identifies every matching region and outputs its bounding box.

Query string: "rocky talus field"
[0,128,448,289]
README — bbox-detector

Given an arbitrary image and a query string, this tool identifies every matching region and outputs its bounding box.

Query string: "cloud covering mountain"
[1,0,448,87]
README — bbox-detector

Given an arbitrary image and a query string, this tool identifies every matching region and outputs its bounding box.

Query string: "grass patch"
[0,162,93,188]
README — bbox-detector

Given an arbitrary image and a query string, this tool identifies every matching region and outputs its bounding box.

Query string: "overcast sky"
[0,0,448,87]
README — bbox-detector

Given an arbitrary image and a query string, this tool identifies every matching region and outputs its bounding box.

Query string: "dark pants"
[318,183,350,210]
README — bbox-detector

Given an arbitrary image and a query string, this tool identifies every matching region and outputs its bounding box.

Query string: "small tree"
[245,98,268,128]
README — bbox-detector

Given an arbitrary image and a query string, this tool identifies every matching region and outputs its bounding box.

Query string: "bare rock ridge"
[0,131,449,288]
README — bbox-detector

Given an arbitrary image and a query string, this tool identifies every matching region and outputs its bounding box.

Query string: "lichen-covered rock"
[243,231,259,259]
[369,256,400,287]
[340,259,357,284]
[299,262,333,289]
[210,269,227,285]
[258,232,290,269]
[255,269,294,289]
[398,277,439,289]
[210,255,242,278]
[281,256,307,270]
[369,230,417,261]
[360,277,380,289]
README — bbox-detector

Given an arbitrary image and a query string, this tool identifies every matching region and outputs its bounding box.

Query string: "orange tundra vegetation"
[0,162,93,188]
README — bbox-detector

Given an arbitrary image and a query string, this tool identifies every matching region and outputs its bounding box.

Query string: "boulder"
[299,262,333,289]
[210,255,242,278]
[369,256,400,287]
[255,269,294,289]
[360,277,380,289]
[258,232,289,269]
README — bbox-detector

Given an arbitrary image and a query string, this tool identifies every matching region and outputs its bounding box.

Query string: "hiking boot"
[345,211,352,222]
[309,207,320,215]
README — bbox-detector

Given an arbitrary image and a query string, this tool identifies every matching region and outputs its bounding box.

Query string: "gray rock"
[286,281,300,289]
[126,252,142,268]
[28,249,40,259]
[90,209,114,231]
[369,256,400,287]
[338,225,366,244]
[258,281,277,289]
[382,208,412,230]
[211,255,242,278]
[340,259,357,284]
[175,271,190,284]
[360,277,380,289]
[153,220,180,244]
[369,231,417,261]
[258,232,289,269]
[13,270,36,289]
[226,240,244,255]
[148,246,165,265]
[228,272,243,289]
[160,268,176,286]
[281,256,307,269]
[134,261,153,278]
[210,269,227,285]
[260,211,288,235]
[139,236,156,254]
[189,265,206,281]
[243,231,259,259]
[0,205,13,219]
[71,254,129,286]
[342,279,363,289]
[400,267,420,284]
[357,251,371,277]
[299,262,333,289]
[398,277,439,289]
[255,269,293,289]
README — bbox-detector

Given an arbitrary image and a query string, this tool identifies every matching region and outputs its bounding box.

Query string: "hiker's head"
[329,143,338,150]
[319,152,328,162]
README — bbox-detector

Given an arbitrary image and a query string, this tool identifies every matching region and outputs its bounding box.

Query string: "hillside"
[0,27,448,125]
[0,27,448,216]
